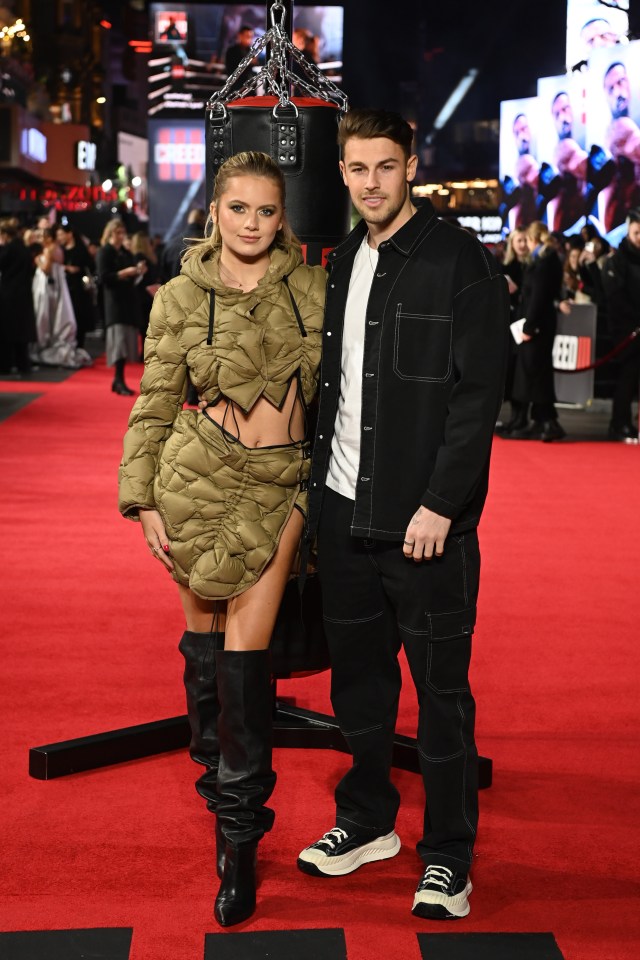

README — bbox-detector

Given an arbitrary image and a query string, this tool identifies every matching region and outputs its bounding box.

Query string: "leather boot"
[214,649,276,927]
[178,630,225,878]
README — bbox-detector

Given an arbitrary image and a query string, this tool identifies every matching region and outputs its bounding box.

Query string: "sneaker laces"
[314,827,348,850]
[417,865,453,891]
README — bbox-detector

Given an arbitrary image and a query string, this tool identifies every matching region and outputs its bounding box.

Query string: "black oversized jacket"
[602,237,640,339]
[305,201,510,543]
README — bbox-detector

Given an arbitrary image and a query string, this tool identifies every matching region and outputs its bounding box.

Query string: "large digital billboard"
[500,1,635,239]
[148,3,344,118]
[566,0,629,71]
[585,39,640,238]
[536,73,588,233]
[148,119,207,238]
[499,97,541,230]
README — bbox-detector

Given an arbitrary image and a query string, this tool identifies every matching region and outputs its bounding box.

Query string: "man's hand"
[403,506,452,561]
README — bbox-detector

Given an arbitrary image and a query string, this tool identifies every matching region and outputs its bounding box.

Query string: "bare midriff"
[204,377,306,448]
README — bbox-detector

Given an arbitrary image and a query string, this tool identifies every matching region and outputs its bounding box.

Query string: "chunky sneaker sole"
[297,830,401,877]
[412,877,472,920]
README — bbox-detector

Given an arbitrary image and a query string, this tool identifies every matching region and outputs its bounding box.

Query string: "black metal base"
[29,700,492,788]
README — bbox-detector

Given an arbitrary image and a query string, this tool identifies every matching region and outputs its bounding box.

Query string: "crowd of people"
[2,204,639,437]
[489,211,640,442]
[0,216,164,392]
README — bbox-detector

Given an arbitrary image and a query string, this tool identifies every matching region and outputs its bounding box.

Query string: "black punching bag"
[206,95,351,265]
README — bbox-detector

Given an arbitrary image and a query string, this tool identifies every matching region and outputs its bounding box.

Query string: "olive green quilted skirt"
[154,410,310,600]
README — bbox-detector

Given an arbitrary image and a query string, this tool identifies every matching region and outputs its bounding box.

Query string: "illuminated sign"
[553,334,592,370]
[153,126,205,180]
[76,140,97,170]
[20,127,47,163]
[457,215,504,243]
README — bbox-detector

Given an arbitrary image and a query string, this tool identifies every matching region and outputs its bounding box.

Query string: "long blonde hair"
[504,226,527,265]
[526,220,551,248]
[100,218,126,246]
[182,151,300,263]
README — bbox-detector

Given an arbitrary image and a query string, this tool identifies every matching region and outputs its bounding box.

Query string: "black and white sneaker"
[297,826,401,877]
[412,865,472,919]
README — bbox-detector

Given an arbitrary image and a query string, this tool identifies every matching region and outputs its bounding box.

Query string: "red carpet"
[1,359,639,959]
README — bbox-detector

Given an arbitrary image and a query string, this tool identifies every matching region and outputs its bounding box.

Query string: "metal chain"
[207,0,348,117]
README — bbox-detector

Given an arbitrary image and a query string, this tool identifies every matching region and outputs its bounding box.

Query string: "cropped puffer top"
[118,244,326,518]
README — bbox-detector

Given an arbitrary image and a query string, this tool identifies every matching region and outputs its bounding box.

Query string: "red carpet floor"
[1,359,639,959]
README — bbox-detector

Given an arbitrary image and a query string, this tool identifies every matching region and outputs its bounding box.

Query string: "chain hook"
[269,1,286,29]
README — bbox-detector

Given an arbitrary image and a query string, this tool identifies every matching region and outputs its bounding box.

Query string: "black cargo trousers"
[317,487,480,874]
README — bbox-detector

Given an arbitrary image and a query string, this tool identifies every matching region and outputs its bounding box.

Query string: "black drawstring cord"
[282,276,307,338]
[207,288,215,345]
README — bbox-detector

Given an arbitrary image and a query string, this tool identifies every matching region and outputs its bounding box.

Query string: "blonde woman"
[496,226,530,435]
[118,152,326,926]
[97,219,147,395]
[508,221,566,441]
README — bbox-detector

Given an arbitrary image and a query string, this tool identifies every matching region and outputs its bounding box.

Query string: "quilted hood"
[180,244,303,295]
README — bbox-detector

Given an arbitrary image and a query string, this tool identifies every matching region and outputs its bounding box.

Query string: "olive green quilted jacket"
[118,245,326,522]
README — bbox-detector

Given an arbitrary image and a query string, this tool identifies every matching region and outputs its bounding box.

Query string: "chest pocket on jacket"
[393,305,452,382]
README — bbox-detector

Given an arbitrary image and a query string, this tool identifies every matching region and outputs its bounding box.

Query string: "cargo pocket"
[393,305,452,382]
[397,532,479,642]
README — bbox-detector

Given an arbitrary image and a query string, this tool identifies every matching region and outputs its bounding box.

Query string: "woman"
[508,220,566,442]
[97,219,147,395]
[497,227,529,435]
[118,152,326,926]
[56,224,96,351]
[130,230,161,348]
[32,227,87,368]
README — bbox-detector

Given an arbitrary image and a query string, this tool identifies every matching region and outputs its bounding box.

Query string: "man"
[297,109,509,920]
[600,62,640,231]
[602,209,640,441]
[580,17,623,56]
[548,91,588,232]
[224,24,255,78]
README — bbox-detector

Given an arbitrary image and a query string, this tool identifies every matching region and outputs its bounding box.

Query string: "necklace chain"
[366,234,378,274]
[219,260,243,288]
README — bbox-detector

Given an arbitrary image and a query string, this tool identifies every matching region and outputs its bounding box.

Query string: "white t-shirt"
[327,235,378,499]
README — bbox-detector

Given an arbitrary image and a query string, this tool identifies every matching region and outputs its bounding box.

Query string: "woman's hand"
[119,266,139,279]
[558,300,573,315]
[139,509,174,570]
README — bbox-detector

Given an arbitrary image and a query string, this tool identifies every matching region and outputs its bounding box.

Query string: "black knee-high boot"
[178,630,225,877]
[214,648,276,927]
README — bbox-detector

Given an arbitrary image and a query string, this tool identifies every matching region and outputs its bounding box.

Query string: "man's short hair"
[627,208,640,225]
[552,91,569,107]
[239,24,253,34]
[604,61,626,82]
[337,108,414,158]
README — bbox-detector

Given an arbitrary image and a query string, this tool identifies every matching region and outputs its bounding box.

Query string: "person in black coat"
[602,209,640,441]
[507,220,566,441]
[96,218,147,396]
[56,225,95,350]
[0,219,37,374]
[497,226,529,432]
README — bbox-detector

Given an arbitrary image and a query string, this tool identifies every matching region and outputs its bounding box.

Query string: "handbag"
[270,572,329,678]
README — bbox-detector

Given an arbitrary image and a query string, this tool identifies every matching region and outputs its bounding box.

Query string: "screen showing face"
[585,39,640,238]
[535,74,590,233]
[566,0,628,71]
